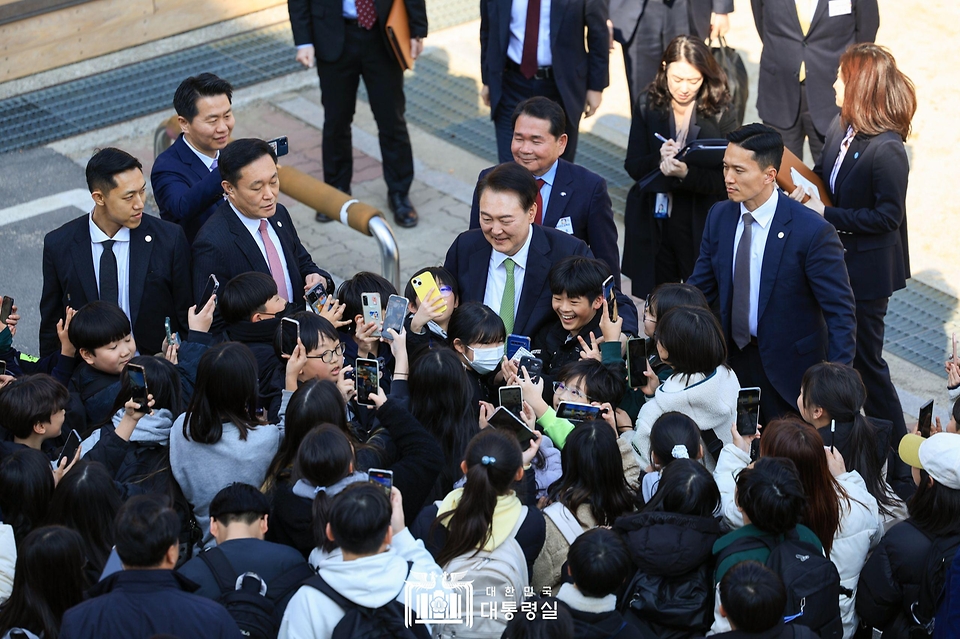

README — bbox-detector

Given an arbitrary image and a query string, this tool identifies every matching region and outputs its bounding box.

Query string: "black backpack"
[715,529,843,639]
[302,562,431,639]
[619,561,714,639]
[198,546,315,639]
[905,530,960,637]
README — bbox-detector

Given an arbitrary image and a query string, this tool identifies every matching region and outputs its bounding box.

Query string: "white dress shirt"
[229,202,295,300]
[89,214,131,319]
[183,136,218,170]
[507,0,552,67]
[483,226,535,318]
[731,189,779,338]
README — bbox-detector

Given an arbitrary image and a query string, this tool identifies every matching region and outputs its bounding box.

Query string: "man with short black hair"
[468,97,621,287]
[152,73,235,242]
[40,148,192,357]
[60,495,242,638]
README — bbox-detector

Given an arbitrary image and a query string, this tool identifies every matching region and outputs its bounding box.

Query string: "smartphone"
[602,275,618,322]
[736,387,762,437]
[499,385,523,417]
[488,406,537,444]
[58,429,82,466]
[410,272,447,313]
[918,399,934,438]
[267,136,289,157]
[280,317,301,356]
[368,468,393,497]
[198,274,219,309]
[0,296,13,325]
[555,401,602,422]
[626,337,648,388]
[127,364,149,411]
[355,357,380,406]
[361,292,382,337]
[305,280,327,313]
[518,356,543,384]
[380,295,408,340]
[164,317,180,347]
[506,334,531,360]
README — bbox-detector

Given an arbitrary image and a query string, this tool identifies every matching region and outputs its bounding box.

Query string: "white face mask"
[467,344,503,375]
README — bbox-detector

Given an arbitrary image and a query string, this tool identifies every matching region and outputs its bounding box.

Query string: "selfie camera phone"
[506,334,531,360]
[199,274,219,309]
[555,401,601,422]
[499,385,523,418]
[736,387,762,437]
[918,399,934,438]
[488,407,537,444]
[518,356,543,384]
[602,275,618,322]
[164,317,180,347]
[305,281,327,313]
[381,295,408,341]
[127,364,149,412]
[281,317,301,356]
[626,337,648,388]
[267,136,289,157]
[410,272,447,313]
[0,296,12,325]
[368,468,393,497]
[58,429,82,466]
[361,292,382,337]
[355,358,380,406]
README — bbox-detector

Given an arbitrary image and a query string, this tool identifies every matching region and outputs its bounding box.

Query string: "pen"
[830,419,836,453]
[654,132,670,143]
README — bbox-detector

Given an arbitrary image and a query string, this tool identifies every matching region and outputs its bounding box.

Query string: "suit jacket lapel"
[549,0,562,55]
[544,161,574,226]
[128,222,153,329]
[175,135,212,183]
[270,207,301,287]
[717,204,739,330]
[808,0,829,33]
[72,219,100,304]
[498,0,512,55]
[758,196,792,322]
[822,127,844,197]
[515,228,550,336]
[687,108,701,142]
[225,209,270,273]
[467,240,492,306]
[833,136,868,195]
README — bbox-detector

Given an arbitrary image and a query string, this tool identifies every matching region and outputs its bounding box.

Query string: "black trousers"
[494,67,580,164]
[316,22,414,195]
[766,81,825,162]
[728,342,797,427]
[619,0,690,110]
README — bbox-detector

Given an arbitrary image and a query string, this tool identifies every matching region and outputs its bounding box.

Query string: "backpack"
[619,560,714,639]
[542,502,586,545]
[715,529,843,639]
[303,562,431,639]
[198,546,315,639]
[434,506,530,639]
[905,530,960,637]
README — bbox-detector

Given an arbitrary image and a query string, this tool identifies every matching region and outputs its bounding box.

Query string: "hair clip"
[671,444,689,460]
[481,456,497,466]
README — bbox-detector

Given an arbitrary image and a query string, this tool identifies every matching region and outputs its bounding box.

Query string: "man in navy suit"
[191,139,332,332]
[40,148,192,357]
[152,73,235,243]
[688,124,856,421]
[468,97,621,288]
[480,0,609,163]
[447,162,637,340]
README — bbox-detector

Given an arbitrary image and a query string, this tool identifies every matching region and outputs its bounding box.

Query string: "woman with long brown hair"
[789,44,917,499]
[622,34,738,297]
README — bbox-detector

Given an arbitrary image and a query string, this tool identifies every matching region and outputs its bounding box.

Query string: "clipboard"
[776,147,832,206]
[385,0,414,71]
[636,138,728,192]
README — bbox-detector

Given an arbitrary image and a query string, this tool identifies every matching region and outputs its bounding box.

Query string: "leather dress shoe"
[315,211,334,223]
[388,192,419,228]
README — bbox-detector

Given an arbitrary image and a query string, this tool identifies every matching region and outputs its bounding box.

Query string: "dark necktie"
[732,213,754,350]
[99,239,119,306]
[356,0,377,29]
[534,178,546,225]
[520,0,541,79]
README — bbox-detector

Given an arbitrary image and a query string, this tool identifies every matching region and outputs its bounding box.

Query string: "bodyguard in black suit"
[40,149,192,357]
[751,0,879,160]
[191,139,332,331]
[467,97,621,288]
[287,0,427,228]
[480,0,609,163]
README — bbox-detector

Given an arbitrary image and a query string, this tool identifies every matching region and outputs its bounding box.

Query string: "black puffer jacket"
[615,510,722,639]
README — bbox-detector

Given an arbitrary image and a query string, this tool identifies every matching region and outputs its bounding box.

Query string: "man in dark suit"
[687,124,856,422]
[468,97,621,287]
[40,148,192,357]
[611,0,733,110]
[151,74,235,244]
[751,0,879,160]
[480,0,609,164]
[446,163,637,340]
[191,139,332,331]
[287,0,427,228]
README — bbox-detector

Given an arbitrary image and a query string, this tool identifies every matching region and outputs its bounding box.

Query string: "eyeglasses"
[306,342,346,364]
[552,381,591,402]
[643,294,656,324]
[439,285,454,296]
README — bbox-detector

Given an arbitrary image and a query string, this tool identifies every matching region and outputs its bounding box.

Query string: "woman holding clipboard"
[622,35,738,298]
[789,43,916,499]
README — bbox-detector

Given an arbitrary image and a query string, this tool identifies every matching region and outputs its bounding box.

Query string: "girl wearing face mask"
[448,302,507,406]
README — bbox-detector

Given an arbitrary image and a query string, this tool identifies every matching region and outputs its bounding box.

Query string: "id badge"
[828,0,852,16]
[654,193,670,219]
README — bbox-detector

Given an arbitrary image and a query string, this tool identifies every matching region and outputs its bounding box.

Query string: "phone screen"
[355,358,379,406]
[603,276,617,321]
[198,274,219,308]
[626,338,648,387]
[127,365,148,410]
[305,281,327,311]
[0,296,13,325]
[58,429,82,466]
[499,385,523,417]
[381,295,408,340]
[506,334,530,360]
[280,318,301,356]
[737,387,762,436]
[368,468,393,497]
[919,399,934,438]
[555,401,601,422]
[518,356,543,383]
[488,407,536,443]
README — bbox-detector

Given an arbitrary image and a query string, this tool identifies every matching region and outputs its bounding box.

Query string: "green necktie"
[500,258,516,335]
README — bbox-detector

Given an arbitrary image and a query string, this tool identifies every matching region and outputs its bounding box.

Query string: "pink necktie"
[259,219,291,301]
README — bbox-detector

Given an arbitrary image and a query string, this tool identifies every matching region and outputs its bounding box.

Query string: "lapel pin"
[277,221,283,228]
[145,235,152,242]
[560,192,566,197]
[778,232,784,239]
[853,152,859,159]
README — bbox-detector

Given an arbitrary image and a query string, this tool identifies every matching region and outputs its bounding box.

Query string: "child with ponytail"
[640,411,704,503]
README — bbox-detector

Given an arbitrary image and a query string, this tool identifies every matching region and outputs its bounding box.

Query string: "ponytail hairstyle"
[760,419,844,556]
[300,425,356,553]
[434,429,523,566]
[546,421,635,526]
[184,342,261,444]
[643,458,719,518]
[649,412,701,469]
[801,362,899,516]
